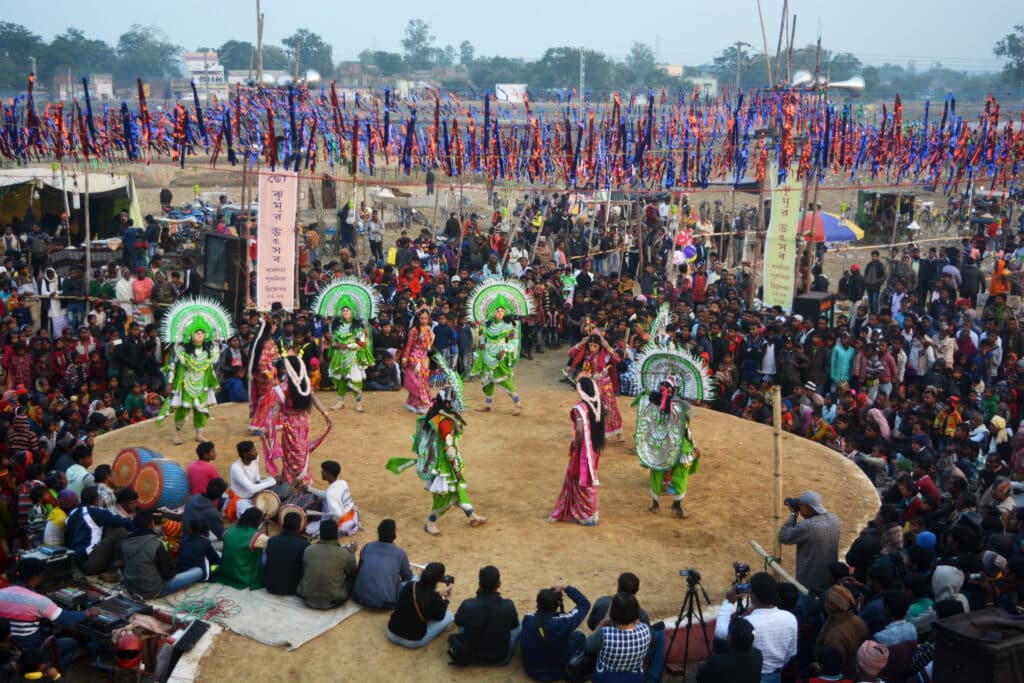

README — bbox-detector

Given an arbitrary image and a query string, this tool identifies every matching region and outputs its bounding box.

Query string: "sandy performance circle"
[95,354,878,682]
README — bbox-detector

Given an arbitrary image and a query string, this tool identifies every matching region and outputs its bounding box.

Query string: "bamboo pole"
[84,164,92,314]
[756,0,775,88]
[772,384,783,561]
[750,540,808,595]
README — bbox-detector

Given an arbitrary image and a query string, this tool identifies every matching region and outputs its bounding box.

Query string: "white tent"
[0,167,143,233]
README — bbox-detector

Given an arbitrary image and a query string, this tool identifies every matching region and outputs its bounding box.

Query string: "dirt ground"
[94,353,879,683]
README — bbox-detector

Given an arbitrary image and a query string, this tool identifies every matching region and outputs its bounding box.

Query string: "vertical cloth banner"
[761,165,801,310]
[256,170,298,311]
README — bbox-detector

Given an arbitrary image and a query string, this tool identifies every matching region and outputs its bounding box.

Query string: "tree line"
[1,19,1022,103]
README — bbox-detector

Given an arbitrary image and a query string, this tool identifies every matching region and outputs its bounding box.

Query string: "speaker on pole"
[202,233,245,319]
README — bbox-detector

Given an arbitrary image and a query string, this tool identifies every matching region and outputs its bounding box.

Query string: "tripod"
[665,577,712,682]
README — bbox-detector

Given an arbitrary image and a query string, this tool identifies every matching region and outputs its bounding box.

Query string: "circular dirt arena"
[95,354,879,682]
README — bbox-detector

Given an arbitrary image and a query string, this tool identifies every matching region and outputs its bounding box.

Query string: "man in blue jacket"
[520,584,590,681]
[64,486,133,576]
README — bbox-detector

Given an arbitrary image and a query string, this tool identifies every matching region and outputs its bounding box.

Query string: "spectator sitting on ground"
[696,616,761,683]
[584,592,652,683]
[181,478,227,540]
[122,509,205,599]
[520,583,591,681]
[586,572,664,683]
[454,565,521,666]
[175,519,221,582]
[353,518,413,609]
[64,485,133,578]
[187,441,220,496]
[263,511,309,596]
[386,562,454,648]
[297,519,357,610]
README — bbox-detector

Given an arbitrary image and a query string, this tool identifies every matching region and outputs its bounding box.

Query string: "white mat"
[156,584,361,651]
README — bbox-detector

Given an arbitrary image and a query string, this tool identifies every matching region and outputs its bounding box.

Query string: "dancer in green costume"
[467,278,534,415]
[631,346,714,519]
[313,277,380,413]
[386,354,487,536]
[156,297,235,444]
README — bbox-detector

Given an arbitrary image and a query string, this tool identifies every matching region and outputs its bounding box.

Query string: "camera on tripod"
[733,562,751,593]
[678,568,701,586]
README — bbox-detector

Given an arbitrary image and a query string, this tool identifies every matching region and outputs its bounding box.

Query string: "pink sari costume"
[550,402,600,523]
[252,384,331,484]
[403,325,434,412]
[249,339,280,419]
[581,350,623,436]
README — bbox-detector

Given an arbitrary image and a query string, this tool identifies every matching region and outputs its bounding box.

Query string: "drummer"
[226,441,281,522]
[301,461,360,537]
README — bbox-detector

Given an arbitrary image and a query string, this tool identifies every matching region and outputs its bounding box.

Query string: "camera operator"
[386,562,454,649]
[520,583,590,681]
[714,572,797,683]
[778,491,841,593]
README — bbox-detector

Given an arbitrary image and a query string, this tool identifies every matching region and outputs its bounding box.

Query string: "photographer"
[386,562,454,648]
[778,491,841,593]
[714,572,797,683]
[520,584,590,681]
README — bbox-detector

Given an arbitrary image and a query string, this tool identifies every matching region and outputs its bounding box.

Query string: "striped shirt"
[0,586,62,643]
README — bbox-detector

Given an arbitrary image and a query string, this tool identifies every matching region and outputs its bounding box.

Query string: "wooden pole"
[256,0,264,83]
[890,188,901,246]
[750,174,766,307]
[751,540,808,595]
[756,0,775,88]
[84,164,92,312]
[772,384,783,561]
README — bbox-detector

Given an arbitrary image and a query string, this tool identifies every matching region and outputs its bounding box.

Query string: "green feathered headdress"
[160,297,236,345]
[312,277,381,322]
[466,277,533,324]
[633,345,714,402]
[431,351,464,412]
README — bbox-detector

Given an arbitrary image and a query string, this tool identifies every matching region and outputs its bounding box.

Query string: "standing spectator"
[715,573,798,683]
[453,565,521,666]
[815,585,870,679]
[367,211,384,263]
[862,251,886,314]
[353,518,413,609]
[830,333,854,391]
[778,491,841,593]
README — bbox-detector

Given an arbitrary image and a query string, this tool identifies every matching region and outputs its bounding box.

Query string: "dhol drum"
[112,448,164,488]
[252,490,281,519]
[134,460,190,510]
[277,504,307,531]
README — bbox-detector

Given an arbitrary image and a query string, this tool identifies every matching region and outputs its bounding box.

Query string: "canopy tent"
[0,168,143,238]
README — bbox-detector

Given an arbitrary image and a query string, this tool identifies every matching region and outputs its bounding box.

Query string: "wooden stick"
[772,384,783,561]
[750,540,808,595]
[756,0,775,88]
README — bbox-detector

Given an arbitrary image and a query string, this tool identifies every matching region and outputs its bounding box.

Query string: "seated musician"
[302,461,359,536]
[226,441,279,522]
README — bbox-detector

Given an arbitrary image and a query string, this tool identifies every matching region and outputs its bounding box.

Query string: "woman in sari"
[402,308,434,414]
[579,334,623,441]
[550,376,605,526]
[251,355,332,484]
[248,318,281,420]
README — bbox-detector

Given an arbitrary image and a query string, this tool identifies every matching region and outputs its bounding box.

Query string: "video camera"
[733,562,751,594]
[679,568,701,586]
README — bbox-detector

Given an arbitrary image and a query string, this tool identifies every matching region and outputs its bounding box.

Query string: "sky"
[7,0,1013,72]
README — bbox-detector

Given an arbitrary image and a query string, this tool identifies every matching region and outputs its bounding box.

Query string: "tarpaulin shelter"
[0,168,143,239]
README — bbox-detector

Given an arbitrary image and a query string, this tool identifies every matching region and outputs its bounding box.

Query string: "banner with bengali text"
[256,170,298,311]
[761,165,801,311]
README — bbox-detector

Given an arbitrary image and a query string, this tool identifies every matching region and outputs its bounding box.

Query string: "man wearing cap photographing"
[778,491,841,594]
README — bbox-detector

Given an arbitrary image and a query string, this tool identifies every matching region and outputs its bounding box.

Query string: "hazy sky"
[8,0,1012,72]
